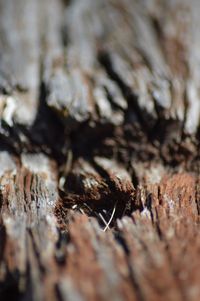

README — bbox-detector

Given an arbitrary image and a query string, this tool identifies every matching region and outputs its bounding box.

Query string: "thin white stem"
[99,212,110,228]
[103,202,117,232]
[83,203,108,227]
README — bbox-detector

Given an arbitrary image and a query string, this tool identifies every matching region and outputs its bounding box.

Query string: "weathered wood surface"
[0,0,199,300]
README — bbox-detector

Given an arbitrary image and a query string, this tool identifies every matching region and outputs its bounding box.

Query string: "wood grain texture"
[0,0,199,300]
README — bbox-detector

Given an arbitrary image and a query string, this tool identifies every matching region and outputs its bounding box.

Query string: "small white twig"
[83,203,108,227]
[79,208,85,214]
[103,202,117,232]
[98,213,110,228]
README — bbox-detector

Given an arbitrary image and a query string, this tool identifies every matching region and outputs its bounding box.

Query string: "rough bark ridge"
[0,0,199,300]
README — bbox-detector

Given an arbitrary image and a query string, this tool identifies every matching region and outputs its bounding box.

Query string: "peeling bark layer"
[0,0,199,300]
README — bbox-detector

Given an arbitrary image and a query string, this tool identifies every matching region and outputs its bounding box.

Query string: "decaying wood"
[0,0,199,300]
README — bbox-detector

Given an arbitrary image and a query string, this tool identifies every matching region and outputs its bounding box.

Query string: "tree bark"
[0,0,199,300]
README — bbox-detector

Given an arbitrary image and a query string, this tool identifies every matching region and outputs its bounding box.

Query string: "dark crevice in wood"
[29,82,66,163]
[55,229,68,265]
[116,227,146,301]
[155,221,189,301]
[195,162,200,215]
[145,193,155,224]
[0,273,21,301]
[28,229,46,276]
[55,284,64,301]
[98,50,150,134]
[0,222,6,263]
